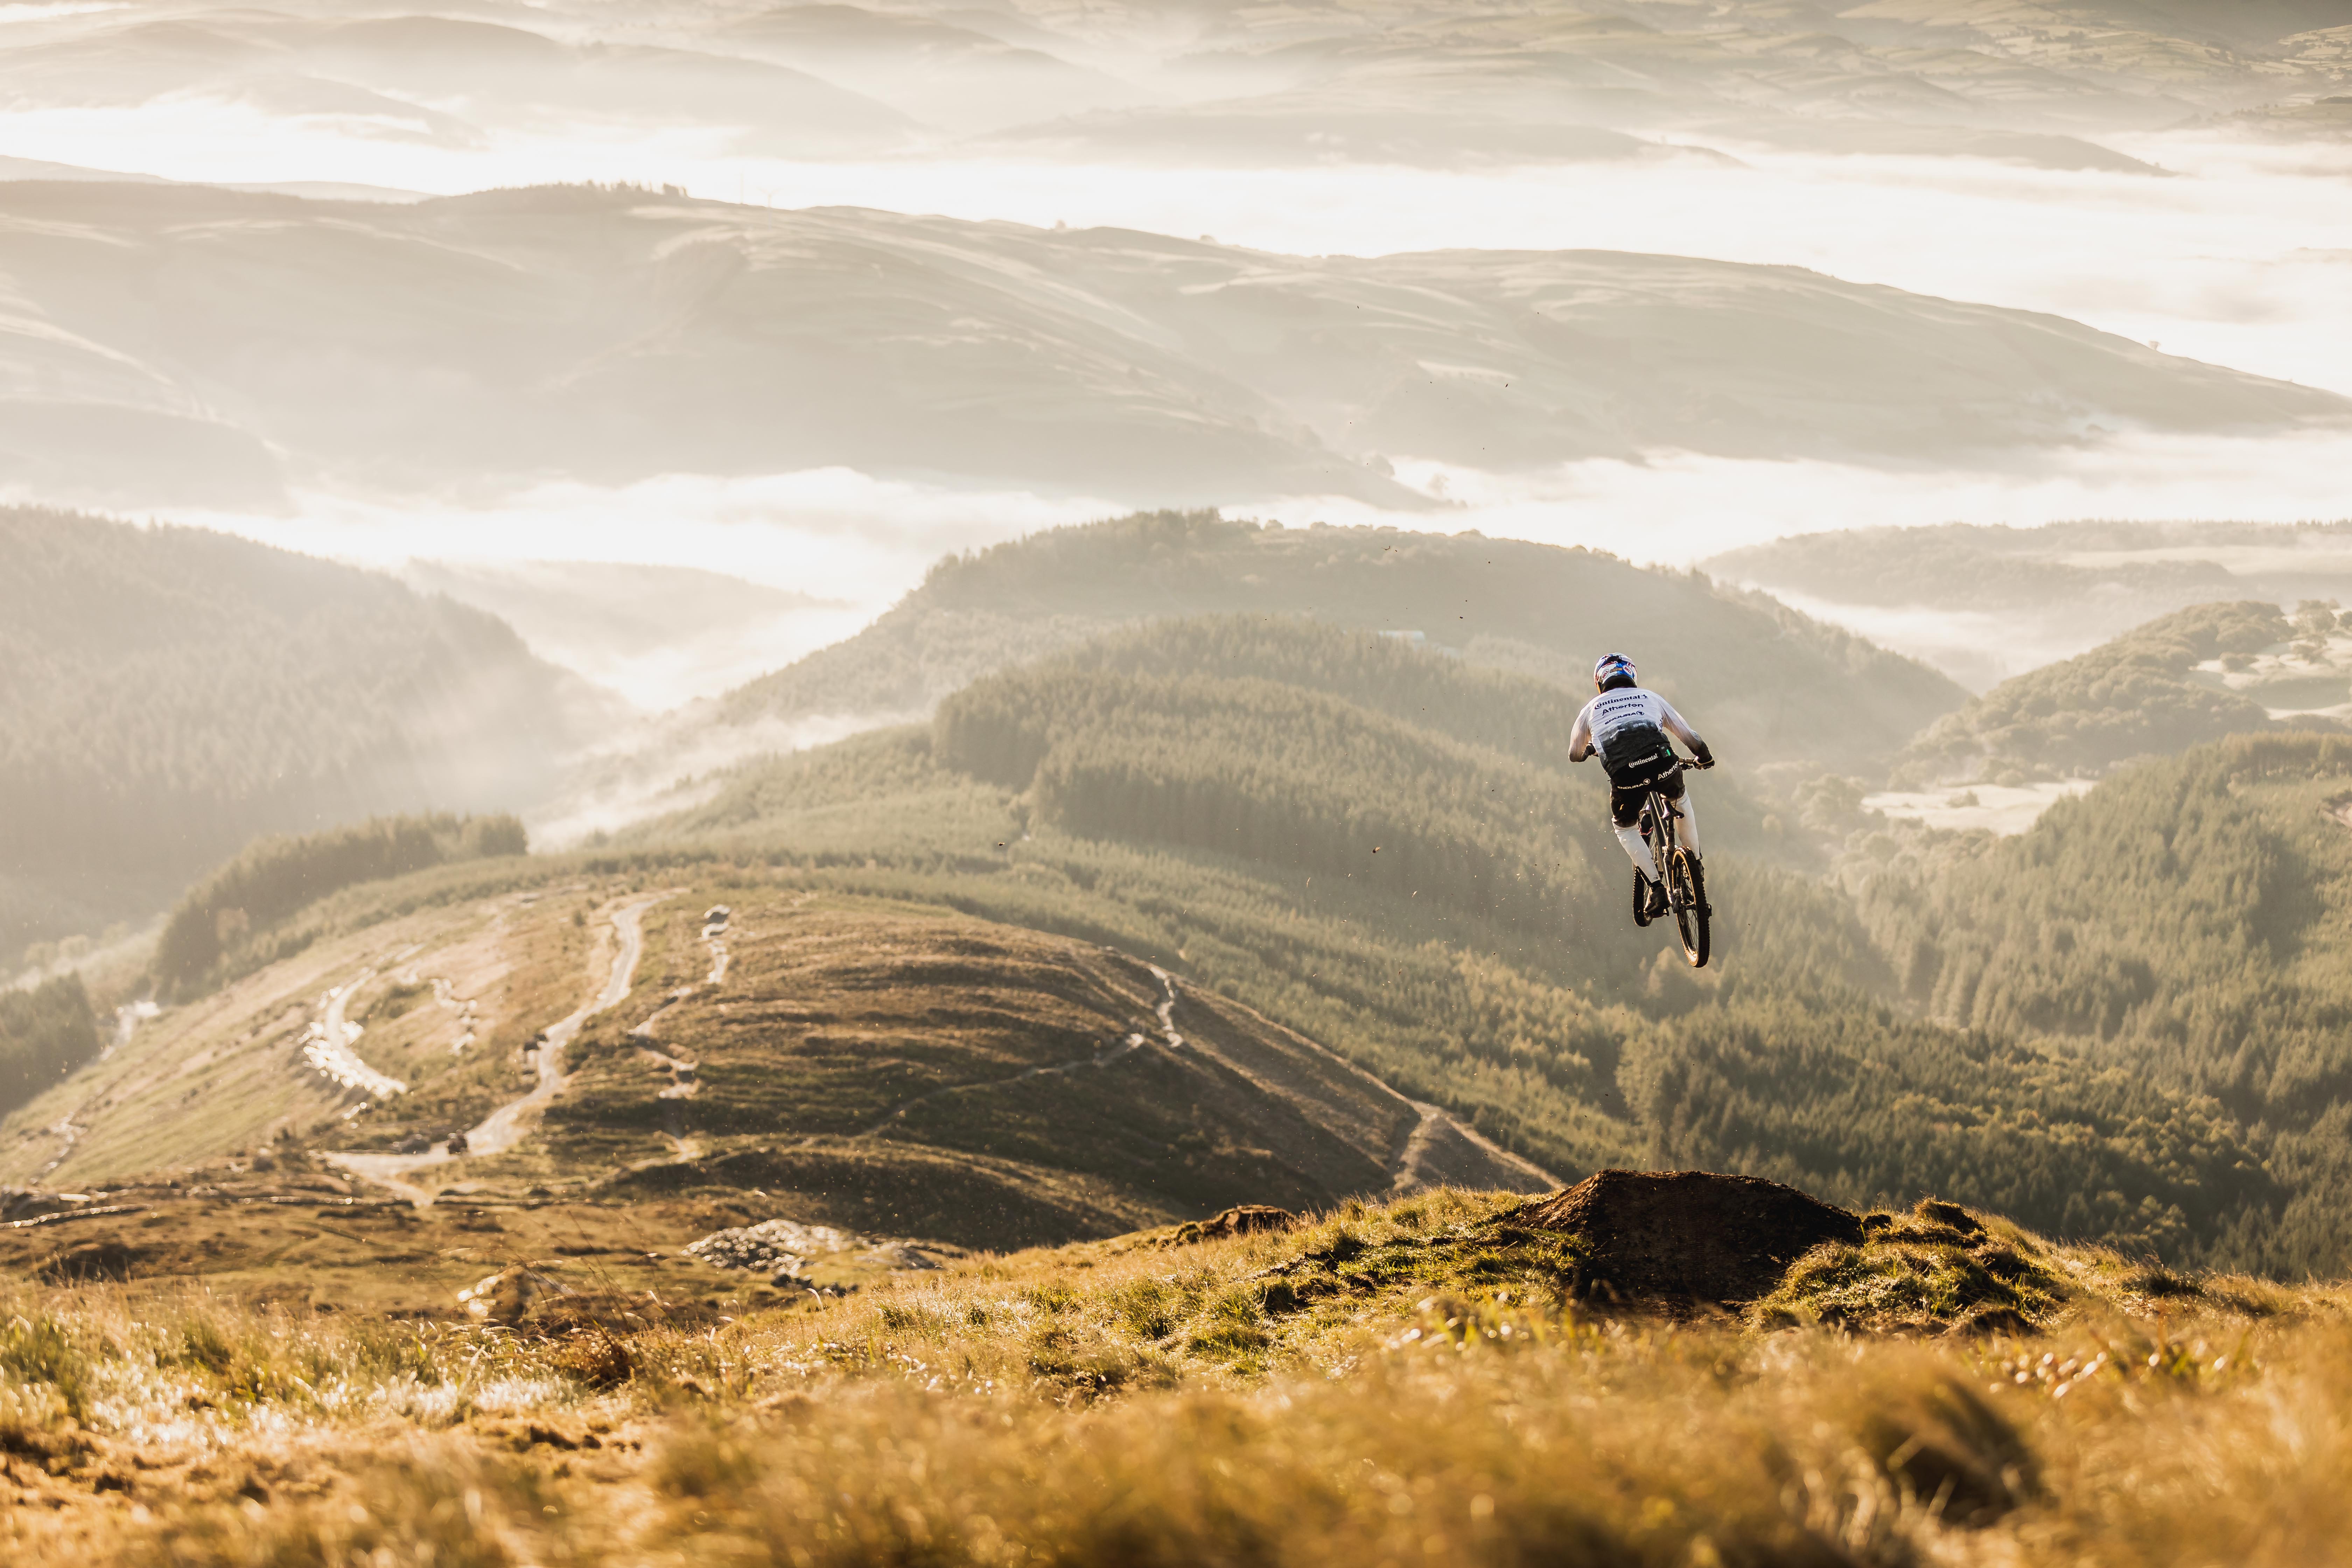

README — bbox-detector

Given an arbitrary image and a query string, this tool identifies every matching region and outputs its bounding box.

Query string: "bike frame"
[1636,757,1712,968]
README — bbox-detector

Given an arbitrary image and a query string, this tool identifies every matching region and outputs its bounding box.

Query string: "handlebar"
[1685,755,1715,771]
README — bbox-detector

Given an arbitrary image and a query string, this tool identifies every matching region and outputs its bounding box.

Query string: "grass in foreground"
[2,1188,2347,1567]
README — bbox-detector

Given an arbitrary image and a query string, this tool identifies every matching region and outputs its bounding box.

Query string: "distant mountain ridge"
[1,182,2342,511]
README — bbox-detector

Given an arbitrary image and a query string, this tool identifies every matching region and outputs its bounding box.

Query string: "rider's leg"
[1660,770,1702,857]
[1609,787,1660,880]
[1613,824,1661,880]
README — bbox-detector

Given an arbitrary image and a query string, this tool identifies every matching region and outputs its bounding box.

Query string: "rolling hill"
[1892,600,2339,785]
[2,182,2343,511]
[987,0,2352,165]
[625,614,2274,1262]
[558,512,1965,837]
[0,508,617,957]
[5,0,2347,181]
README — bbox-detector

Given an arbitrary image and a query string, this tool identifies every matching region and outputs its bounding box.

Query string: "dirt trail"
[832,966,1187,1142]
[830,961,1553,1198]
[1390,1100,1558,1195]
[328,894,672,1205]
[303,971,407,1099]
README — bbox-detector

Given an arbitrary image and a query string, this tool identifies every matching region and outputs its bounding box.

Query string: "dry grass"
[4,1189,2350,1567]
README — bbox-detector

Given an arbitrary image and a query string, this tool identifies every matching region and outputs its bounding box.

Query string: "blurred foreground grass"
[5,1188,2348,1567]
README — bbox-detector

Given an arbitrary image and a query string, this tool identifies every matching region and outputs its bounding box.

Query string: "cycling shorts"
[1608,752,1684,830]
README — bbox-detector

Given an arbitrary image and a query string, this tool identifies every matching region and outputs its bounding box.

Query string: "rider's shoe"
[1632,870,1654,927]
[1644,877,1671,920]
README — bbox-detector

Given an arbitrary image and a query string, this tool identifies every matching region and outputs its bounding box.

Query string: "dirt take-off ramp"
[328,895,672,1204]
[1526,1169,1865,1312]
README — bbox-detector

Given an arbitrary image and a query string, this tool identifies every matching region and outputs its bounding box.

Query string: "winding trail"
[327,894,672,1205]
[303,971,407,1098]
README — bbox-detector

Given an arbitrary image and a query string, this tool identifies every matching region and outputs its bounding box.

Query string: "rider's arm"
[1657,700,1714,765]
[1567,704,1596,763]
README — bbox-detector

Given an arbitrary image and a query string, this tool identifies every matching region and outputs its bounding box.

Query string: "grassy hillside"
[1892,601,2328,786]
[3,1184,2348,1568]
[693,514,1965,782]
[555,895,1547,1248]
[0,510,611,957]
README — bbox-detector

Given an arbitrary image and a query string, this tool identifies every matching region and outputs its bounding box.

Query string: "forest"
[709,510,1964,781]
[0,973,98,1119]
[0,507,600,957]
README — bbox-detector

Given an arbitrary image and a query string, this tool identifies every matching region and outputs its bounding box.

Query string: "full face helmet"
[1593,653,1637,692]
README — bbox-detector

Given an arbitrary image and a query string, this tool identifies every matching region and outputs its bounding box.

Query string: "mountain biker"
[1568,653,1713,920]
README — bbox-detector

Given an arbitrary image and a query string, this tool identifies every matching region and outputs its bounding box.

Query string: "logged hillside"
[150,811,528,1002]
[0,510,610,956]
[667,513,1965,790]
[2,182,2342,510]
[1892,601,2335,786]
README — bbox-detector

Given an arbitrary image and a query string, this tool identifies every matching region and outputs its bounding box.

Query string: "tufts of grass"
[0,1310,94,1422]
[127,1446,556,1568]
[7,1191,2352,1568]
[1751,1196,2076,1335]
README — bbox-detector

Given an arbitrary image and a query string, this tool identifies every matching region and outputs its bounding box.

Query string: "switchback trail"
[328,894,672,1205]
[821,960,1555,1198]
[831,967,1178,1143]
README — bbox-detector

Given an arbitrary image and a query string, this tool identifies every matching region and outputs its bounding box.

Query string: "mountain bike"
[1629,757,1712,968]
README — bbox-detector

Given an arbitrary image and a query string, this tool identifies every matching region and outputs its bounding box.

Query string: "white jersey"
[1569,686,1705,774]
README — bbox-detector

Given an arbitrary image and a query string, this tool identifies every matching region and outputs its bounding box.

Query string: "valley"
[15,510,2352,1285]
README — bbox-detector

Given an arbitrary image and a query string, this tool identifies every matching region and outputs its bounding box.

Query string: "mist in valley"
[8,6,2352,1560]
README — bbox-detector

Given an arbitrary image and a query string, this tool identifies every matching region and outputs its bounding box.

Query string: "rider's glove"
[1692,746,1715,769]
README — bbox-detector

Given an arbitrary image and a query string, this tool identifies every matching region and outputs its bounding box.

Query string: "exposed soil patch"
[1172,1204,1298,1244]
[34,1238,153,1283]
[1524,1169,1863,1311]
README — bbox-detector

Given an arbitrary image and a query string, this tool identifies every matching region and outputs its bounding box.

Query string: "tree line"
[153,812,527,1001]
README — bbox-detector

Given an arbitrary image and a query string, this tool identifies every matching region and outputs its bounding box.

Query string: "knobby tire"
[1669,846,1709,968]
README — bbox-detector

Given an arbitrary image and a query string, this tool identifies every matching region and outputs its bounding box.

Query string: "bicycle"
[1629,756,1712,968]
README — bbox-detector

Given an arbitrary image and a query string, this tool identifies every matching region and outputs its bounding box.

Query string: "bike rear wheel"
[1667,846,1709,968]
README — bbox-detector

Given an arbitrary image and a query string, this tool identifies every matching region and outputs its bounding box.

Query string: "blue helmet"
[1594,652,1637,692]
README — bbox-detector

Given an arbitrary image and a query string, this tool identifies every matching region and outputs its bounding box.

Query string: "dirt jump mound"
[1525,1169,1863,1311]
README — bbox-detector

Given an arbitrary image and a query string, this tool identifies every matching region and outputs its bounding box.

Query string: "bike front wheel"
[1668,847,1710,968]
